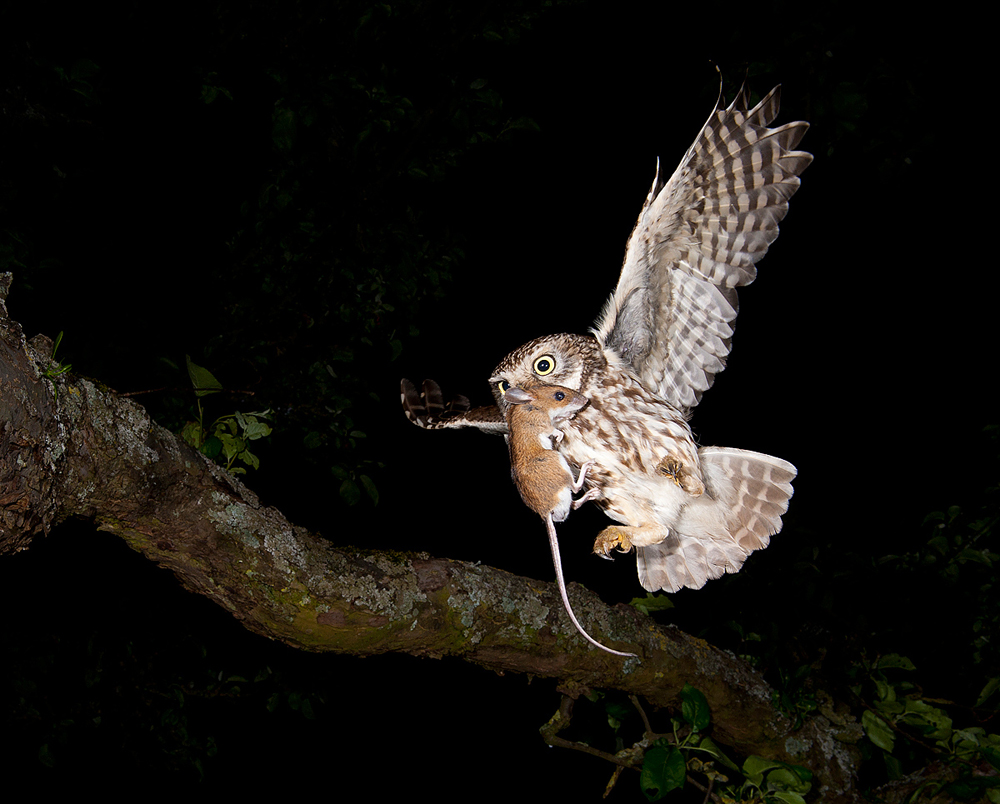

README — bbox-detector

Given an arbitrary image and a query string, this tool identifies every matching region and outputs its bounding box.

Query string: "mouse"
[505,384,636,658]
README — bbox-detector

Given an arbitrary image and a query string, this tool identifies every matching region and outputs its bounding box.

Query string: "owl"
[402,85,810,593]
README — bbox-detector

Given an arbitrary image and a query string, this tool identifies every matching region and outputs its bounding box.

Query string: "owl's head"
[488,333,605,414]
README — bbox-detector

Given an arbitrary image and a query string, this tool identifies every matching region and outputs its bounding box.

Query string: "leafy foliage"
[178,357,273,474]
[636,684,812,803]
[39,330,73,385]
[853,652,1000,799]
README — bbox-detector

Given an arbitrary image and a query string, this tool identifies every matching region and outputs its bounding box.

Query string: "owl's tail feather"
[637,447,796,593]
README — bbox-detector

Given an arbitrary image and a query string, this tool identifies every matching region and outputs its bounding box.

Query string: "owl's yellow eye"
[533,355,556,376]
[497,380,511,395]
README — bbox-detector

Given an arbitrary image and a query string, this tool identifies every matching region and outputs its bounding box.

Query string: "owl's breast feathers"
[557,370,699,526]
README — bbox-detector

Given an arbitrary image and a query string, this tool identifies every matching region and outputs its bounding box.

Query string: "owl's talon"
[593,526,634,557]
[656,457,705,496]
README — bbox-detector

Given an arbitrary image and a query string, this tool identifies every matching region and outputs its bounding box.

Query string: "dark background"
[1,1,992,798]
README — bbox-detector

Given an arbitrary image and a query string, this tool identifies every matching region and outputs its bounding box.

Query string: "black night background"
[1,2,994,799]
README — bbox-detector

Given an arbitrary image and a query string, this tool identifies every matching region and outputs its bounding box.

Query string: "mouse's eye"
[533,355,555,376]
[554,391,565,401]
[497,380,510,395]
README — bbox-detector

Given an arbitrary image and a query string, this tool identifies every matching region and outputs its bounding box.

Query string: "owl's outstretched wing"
[592,85,812,413]
[401,378,507,434]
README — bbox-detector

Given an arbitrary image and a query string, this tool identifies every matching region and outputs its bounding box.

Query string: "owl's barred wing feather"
[593,85,812,412]
[401,378,507,433]
[636,447,797,593]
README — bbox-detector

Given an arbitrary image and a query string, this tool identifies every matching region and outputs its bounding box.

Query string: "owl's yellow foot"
[656,457,704,496]
[593,526,634,558]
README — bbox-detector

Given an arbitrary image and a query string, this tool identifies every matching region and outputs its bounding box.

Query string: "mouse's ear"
[504,387,534,405]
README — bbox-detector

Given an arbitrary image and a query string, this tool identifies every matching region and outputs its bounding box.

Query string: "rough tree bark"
[0,273,860,800]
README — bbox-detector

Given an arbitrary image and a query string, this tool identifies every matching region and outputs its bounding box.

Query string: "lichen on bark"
[0,272,859,799]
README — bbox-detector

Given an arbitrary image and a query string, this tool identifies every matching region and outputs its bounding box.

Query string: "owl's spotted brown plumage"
[402,85,809,593]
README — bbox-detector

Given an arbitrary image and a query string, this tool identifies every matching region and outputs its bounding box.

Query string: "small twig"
[603,764,625,799]
[118,386,257,398]
[541,719,638,768]
[118,385,175,397]
[680,773,724,804]
[701,774,715,804]
[540,694,642,770]
[631,693,654,735]
[628,693,673,742]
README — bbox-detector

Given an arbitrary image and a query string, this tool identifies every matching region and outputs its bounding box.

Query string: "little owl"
[402,84,811,593]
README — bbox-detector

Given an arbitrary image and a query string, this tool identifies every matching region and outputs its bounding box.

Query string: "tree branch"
[0,273,858,800]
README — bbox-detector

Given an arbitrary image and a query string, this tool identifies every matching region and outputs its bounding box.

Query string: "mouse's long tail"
[546,515,637,658]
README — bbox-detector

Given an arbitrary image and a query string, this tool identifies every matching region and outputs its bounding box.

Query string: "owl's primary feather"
[593,84,811,413]
[402,85,809,593]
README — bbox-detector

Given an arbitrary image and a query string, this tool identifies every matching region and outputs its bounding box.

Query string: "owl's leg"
[593,524,669,557]
[655,457,704,496]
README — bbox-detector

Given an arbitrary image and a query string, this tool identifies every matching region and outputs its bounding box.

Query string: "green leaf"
[698,737,741,772]
[874,678,895,703]
[640,745,685,801]
[339,478,361,506]
[389,338,403,361]
[928,535,949,554]
[180,421,205,449]
[981,744,1000,770]
[242,414,273,440]
[186,355,223,397]
[681,684,710,731]
[743,755,784,786]
[901,699,952,740]
[240,446,260,471]
[604,700,632,725]
[784,763,813,785]
[977,677,1000,707]
[957,548,992,565]
[862,710,895,752]
[946,777,1000,800]
[630,593,674,615]
[217,433,245,461]
[767,768,811,794]
[38,743,55,768]
[883,750,903,780]
[359,474,379,505]
[200,436,222,460]
[771,793,807,804]
[877,654,916,671]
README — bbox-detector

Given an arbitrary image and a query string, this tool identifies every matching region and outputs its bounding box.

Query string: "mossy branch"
[0,272,857,800]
